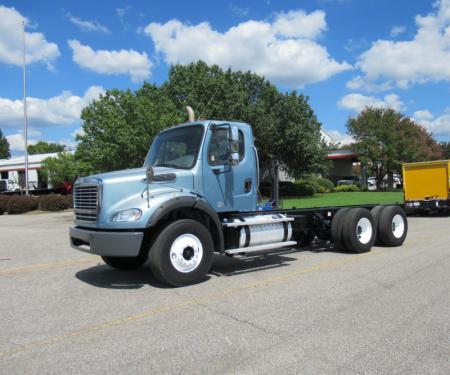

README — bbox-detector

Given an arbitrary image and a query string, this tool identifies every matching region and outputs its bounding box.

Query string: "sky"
[1,0,450,156]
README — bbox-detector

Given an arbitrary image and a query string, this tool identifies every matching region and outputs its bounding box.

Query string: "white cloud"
[71,127,85,139]
[0,85,104,128]
[345,75,394,91]
[116,6,132,29]
[6,133,38,152]
[67,13,110,33]
[352,0,450,90]
[326,129,354,145]
[272,10,327,39]
[390,25,406,37]
[142,9,351,87]
[0,5,60,68]
[229,4,250,18]
[68,40,152,82]
[338,93,405,113]
[413,109,450,136]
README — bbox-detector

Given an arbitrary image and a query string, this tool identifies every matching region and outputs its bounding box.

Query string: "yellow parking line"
[0,257,99,276]
[0,250,378,359]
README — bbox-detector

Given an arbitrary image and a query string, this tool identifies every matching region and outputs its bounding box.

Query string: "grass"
[281,191,404,209]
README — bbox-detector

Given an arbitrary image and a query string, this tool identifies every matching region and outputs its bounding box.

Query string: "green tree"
[164,61,329,177]
[0,129,10,159]
[347,107,442,189]
[76,86,181,172]
[28,141,65,155]
[76,61,328,177]
[41,153,93,187]
[440,142,450,159]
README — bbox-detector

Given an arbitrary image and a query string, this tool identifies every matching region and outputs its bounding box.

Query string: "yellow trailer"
[402,160,450,212]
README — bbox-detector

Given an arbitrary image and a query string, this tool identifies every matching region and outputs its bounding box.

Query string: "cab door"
[202,124,256,212]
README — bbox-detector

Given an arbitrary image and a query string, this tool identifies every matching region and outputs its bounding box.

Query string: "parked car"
[0,179,21,193]
[337,176,362,187]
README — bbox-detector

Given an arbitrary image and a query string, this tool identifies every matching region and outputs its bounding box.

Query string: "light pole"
[22,19,29,195]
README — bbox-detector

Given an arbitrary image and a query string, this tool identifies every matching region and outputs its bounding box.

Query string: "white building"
[0,153,60,189]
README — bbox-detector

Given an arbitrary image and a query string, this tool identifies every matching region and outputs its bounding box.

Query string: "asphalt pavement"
[0,211,449,374]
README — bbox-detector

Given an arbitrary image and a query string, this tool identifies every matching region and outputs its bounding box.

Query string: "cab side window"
[208,128,245,166]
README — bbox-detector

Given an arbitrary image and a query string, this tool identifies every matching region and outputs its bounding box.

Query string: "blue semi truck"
[70,108,408,286]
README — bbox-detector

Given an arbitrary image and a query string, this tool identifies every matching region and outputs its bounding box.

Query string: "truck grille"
[74,183,100,223]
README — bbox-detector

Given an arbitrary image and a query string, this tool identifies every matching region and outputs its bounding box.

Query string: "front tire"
[102,255,147,270]
[149,219,214,287]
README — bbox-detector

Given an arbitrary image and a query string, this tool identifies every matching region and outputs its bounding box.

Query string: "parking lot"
[0,211,449,374]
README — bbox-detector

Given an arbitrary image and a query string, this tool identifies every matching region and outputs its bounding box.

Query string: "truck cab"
[143,120,258,213]
[70,115,408,286]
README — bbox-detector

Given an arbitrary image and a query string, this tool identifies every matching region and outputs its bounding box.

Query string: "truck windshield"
[144,125,204,169]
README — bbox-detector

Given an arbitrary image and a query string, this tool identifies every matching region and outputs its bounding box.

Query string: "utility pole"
[22,19,29,195]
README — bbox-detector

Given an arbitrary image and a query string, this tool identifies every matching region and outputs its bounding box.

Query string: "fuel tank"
[224,214,293,248]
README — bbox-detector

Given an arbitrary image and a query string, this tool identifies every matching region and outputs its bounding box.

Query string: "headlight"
[109,208,142,222]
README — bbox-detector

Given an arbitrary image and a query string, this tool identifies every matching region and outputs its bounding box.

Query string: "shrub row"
[334,184,360,192]
[259,176,336,198]
[259,176,364,197]
[0,194,73,215]
[295,175,336,194]
[259,181,315,197]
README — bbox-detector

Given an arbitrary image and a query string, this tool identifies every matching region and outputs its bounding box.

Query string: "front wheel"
[149,219,214,287]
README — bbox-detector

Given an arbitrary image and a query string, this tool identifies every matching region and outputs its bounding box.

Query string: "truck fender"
[147,196,224,253]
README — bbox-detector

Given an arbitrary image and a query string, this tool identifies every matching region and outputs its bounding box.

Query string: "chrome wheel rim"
[392,214,405,238]
[169,234,203,273]
[356,217,372,244]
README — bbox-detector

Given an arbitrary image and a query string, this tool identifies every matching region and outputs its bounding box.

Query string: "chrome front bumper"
[70,227,144,257]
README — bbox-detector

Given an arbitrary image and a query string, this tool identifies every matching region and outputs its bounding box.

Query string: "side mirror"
[228,126,240,166]
[146,165,155,182]
[145,165,176,183]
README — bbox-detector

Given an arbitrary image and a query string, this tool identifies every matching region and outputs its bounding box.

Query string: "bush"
[39,194,73,211]
[293,180,316,196]
[315,177,335,192]
[258,180,316,197]
[279,181,299,197]
[0,195,9,215]
[300,174,335,193]
[334,184,360,192]
[5,195,39,214]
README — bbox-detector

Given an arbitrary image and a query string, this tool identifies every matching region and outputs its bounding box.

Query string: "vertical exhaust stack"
[186,106,195,122]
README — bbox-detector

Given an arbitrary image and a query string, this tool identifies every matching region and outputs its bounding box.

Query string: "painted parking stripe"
[0,250,379,359]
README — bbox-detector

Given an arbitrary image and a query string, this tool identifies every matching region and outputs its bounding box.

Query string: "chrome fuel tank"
[233,214,293,248]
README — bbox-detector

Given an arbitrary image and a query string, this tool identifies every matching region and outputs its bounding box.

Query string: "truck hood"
[89,166,194,189]
[75,166,195,228]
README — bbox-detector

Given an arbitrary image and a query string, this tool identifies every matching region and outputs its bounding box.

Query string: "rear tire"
[331,208,351,251]
[342,208,376,253]
[102,255,147,270]
[378,206,408,246]
[149,219,214,287]
[370,205,386,245]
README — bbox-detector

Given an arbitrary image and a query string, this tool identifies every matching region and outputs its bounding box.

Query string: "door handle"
[244,178,252,193]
